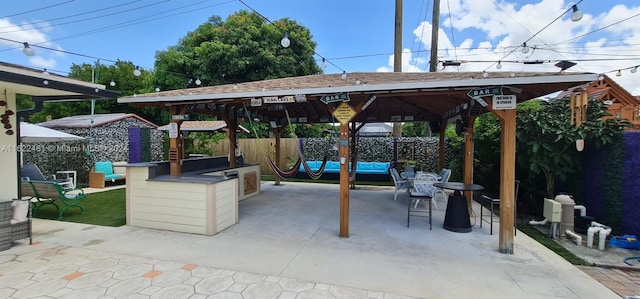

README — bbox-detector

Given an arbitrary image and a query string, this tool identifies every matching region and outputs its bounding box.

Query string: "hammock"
[267,156,301,179]
[299,150,329,180]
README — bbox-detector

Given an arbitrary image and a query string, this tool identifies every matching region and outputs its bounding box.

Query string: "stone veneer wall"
[300,137,453,173]
[22,118,163,187]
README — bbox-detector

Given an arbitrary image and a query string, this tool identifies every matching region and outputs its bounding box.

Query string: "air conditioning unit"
[544,198,562,223]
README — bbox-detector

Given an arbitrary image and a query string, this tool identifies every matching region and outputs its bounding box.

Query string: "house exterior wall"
[0,91,18,199]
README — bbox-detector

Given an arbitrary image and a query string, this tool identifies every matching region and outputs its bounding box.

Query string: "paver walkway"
[1,242,416,299]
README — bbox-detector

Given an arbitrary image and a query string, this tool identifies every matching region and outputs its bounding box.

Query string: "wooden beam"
[339,124,350,237]
[439,119,446,170]
[463,115,476,206]
[274,127,281,186]
[499,109,517,254]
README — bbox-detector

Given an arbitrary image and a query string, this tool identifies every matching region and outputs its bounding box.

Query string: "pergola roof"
[119,71,598,124]
[0,62,119,101]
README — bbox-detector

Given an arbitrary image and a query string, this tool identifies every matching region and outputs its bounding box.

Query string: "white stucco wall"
[0,91,18,200]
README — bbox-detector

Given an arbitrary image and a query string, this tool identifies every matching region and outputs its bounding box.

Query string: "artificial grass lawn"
[33,188,126,227]
[517,224,592,266]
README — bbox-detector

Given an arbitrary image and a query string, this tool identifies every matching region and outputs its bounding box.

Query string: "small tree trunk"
[544,171,555,198]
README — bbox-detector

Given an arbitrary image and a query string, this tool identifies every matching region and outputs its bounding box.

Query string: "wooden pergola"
[119,71,598,253]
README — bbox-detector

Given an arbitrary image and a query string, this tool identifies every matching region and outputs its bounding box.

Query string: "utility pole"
[392,0,403,137]
[429,0,441,72]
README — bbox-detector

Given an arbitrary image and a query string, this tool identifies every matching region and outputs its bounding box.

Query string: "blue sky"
[1,0,640,94]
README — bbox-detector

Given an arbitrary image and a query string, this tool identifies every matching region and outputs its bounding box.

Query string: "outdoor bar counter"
[125,156,261,235]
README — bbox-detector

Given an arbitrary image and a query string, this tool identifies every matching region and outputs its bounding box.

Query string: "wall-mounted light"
[22,42,34,56]
[280,32,290,48]
[133,66,141,77]
[571,5,583,22]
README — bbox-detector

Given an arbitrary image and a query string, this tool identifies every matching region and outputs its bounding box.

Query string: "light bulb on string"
[521,42,530,54]
[496,61,502,69]
[631,66,638,74]
[616,70,622,77]
[42,69,49,75]
[280,32,290,48]
[482,71,489,78]
[133,66,141,77]
[233,83,238,90]
[195,78,201,85]
[341,71,347,80]
[110,80,116,87]
[22,42,34,56]
[570,5,583,22]
[321,58,327,69]
[355,78,361,85]
[155,87,160,92]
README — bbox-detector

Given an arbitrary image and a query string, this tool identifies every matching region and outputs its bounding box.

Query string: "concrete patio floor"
[2,181,624,298]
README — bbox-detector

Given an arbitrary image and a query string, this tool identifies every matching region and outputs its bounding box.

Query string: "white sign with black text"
[492,95,517,110]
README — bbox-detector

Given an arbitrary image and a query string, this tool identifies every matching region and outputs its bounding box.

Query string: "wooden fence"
[208,138,301,175]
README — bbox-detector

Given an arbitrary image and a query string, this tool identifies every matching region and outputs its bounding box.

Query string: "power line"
[237,0,345,72]
[0,0,171,34]
[0,0,75,19]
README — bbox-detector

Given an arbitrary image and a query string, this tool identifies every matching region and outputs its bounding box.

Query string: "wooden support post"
[499,109,516,254]
[339,124,350,237]
[168,105,182,177]
[463,116,476,206]
[439,119,446,170]
[274,127,281,186]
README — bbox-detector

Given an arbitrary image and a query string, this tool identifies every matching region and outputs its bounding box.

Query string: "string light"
[195,78,201,85]
[482,71,489,78]
[521,42,530,54]
[22,42,34,56]
[570,5,583,22]
[496,61,502,69]
[321,58,327,69]
[341,71,347,80]
[616,70,622,77]
[155,87,160,92]
[631,66,638,74]
[110,80,116,86]
[133,66,141,77]
[42,69,49,75]
[355,78,361,85]
[280,32,290,48]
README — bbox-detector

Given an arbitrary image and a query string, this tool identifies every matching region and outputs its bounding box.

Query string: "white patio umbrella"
[19,122,85,143]
[19,122,85,165]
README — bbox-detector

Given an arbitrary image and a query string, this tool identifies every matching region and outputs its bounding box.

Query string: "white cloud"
[28,56,56,69]
[0,17,61,66]
[383,0,640,95]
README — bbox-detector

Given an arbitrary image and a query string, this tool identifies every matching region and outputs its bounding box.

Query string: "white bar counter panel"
[126,166,239,235]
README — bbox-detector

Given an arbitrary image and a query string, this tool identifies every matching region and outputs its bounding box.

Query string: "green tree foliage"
[516,99,629,199]
[153,11,321,90]
[472,113,502,194]
[23,61,168,125]
[402,122,426,137]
